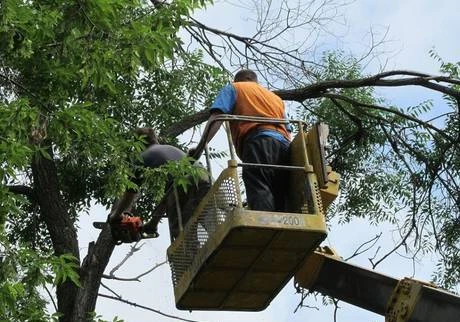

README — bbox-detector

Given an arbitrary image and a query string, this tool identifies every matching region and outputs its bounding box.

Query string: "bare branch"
[332,298,340,322]
[188,18,319,69]
[98,293,204,322]
[322,93,453,143]
[44,285,58,312]
[109,242,143,276]
[370,184,419,269]
[103,260,167,281]
[345,233,382,261]
[100,282,122,299]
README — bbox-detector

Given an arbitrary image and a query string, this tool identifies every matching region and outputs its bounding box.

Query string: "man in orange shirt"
[196,69,291,211]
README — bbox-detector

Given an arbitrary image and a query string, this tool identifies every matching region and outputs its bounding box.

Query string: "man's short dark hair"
[135,127,159,146]
[234,69,258,83]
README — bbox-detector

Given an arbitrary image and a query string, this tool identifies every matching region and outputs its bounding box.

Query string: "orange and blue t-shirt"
[211,81,291,156]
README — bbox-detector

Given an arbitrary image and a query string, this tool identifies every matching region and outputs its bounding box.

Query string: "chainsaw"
[93,212,160,244]
[93,174,186,244]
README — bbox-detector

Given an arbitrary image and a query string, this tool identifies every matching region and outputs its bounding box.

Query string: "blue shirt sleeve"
[210,84,236,114]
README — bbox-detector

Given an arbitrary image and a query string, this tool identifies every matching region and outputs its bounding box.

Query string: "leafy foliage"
[298,51,459,288]
[0,239,81,321]
[301,52,404,223]
[0,0,223,319]
[0,0,458,320]
[0,0,223,239]
[132,156,209,223]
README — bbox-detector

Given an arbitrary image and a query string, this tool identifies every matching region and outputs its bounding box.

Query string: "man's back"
[232,81,284,118]
[141,144,185,168]
[210,81,290,156]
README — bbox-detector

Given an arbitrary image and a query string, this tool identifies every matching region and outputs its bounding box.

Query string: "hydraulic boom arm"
[295,248,460,322]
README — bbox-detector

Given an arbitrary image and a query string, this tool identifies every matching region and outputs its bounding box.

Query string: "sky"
[77,1,460,321]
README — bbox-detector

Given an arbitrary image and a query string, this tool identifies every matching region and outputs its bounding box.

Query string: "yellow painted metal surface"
[167,127,337,311]
[305,123,329,188]
[170,208,327,310]
[295,246,341,289]
[385,278,434,322]
[320,170,340,211]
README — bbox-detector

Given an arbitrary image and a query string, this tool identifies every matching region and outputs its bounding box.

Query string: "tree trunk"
[32,150,119,321]
[71,227,116,322]
[31,151,80,321]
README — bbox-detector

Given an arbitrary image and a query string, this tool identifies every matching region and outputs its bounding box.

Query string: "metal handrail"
[144,115,309,235]
[192,114,307,160]
[211,114,306,125]
[238,162,305,171]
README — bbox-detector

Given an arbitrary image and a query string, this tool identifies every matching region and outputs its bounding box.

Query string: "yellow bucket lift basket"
[167,118,337,311]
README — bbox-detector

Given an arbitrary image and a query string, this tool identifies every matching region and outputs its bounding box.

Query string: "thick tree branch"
[165,71,459,141]
[6,184,36,202]
[71,227,116,322]
[31,149,80,321]
[162,108,209,138]
[274,71,460,101]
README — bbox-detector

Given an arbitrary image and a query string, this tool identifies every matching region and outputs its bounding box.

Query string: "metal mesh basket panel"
[168,168,240,286]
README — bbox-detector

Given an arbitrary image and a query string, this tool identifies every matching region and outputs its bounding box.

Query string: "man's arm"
[108,191,138,223]
[142,201,166,233]
[190,83,236,158]
[192,110,224,158]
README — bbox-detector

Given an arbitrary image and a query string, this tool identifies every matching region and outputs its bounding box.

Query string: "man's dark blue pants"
[241,135,290,212]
